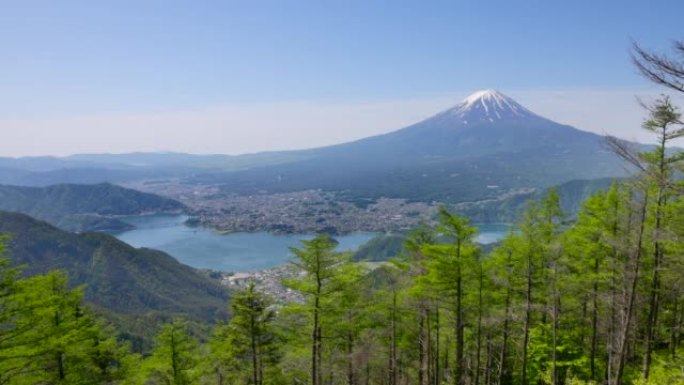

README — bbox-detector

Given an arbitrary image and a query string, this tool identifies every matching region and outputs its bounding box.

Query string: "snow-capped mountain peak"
[463,89,512,108]
[437,89,538,124]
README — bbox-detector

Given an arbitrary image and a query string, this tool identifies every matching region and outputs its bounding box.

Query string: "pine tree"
[0,261,133,384]
[419,207,479,385]
[637,97,684,379]
[211,283,280,385]
[140,320,200,385]
[285,233,351,385]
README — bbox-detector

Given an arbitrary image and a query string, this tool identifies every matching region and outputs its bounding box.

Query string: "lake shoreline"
[112,214,380,272]
[111,214,509,272]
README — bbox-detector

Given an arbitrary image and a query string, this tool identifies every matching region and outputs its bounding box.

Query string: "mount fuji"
[197,89,627,202]
[435,88,538,123]
[0,90,627,203]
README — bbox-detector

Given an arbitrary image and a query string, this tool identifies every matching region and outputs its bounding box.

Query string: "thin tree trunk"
[607,192,620,385]
[670,298,679,359]
[170,326,179,383]
[347,326,354,385]
[313,261,322,385]
[607,263,616,385]
[444,336,450,384]
[521,249,533,385]
[552,262,559,385]
[428,308,434,385]
[251,311,259,385]
[312,304,320,385]
[435,307,441,385]
[456,241,464,385]
[475,262,483,385]
[216,366,225,385]
[643,189,665,379]
[54,310,66,381]
[484,336,492,385]
[389,291,398,385]
[615,193,647,385]
[420,305,428,385]
[676,303,684,356]
[590,256,599,381]
[498,250,513,385]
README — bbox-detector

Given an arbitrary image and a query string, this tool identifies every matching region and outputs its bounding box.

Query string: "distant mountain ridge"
[0,90,635,205]
[0,183,186,232]
[0,152,308,186]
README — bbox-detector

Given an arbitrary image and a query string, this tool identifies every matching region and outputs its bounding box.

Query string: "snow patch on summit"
[436,89,538,124]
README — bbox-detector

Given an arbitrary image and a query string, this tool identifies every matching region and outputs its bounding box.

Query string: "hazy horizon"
[3,1,683,157]
[3,87,680,158]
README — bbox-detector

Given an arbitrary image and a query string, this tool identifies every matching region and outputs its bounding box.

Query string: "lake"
[475,223,513,244]
[113,215,508,272]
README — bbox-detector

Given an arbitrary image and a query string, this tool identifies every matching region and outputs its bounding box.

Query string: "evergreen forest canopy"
[2,42,684,385]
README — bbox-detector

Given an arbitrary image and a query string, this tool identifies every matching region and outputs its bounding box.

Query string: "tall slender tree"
[637,97,684,379]
[211,283,279,385]
[140,320,200,385]
[420,207,479,385]
[286,234,351,385]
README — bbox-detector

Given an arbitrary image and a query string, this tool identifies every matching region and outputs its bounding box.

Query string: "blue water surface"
[113,215,509,272]
[114,215,378,272]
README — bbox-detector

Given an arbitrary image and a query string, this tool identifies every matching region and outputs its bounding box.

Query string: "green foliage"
[418,207,479,301]
[0,211,228,349]
[0,212,227,317]
[286,233,350,296]
[282,234,363,385]
[137,320,200,385]
[0,246,134,385]
[353,233,406,262]
[454,177,618,223]
[210,283,281,385]
[631,350,684,385]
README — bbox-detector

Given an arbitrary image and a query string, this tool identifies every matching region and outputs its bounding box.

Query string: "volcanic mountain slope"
[196,90,626,202]
[0,90,629,203]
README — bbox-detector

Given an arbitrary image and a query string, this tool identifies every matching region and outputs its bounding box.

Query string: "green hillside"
[0,211,227,322]
[353,233,406,261]
[454,177,619,223]
[0,183,186,232]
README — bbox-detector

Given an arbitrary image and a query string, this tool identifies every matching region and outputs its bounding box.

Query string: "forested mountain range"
[0,211,227,323]
[454,177,619,222]
[0,183,185,232]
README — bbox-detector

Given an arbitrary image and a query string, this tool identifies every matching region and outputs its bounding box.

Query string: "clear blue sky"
[2,0,683,155]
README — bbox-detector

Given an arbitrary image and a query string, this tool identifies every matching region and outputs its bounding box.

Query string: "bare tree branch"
[632,41,684,94]
[605,136,646,173]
